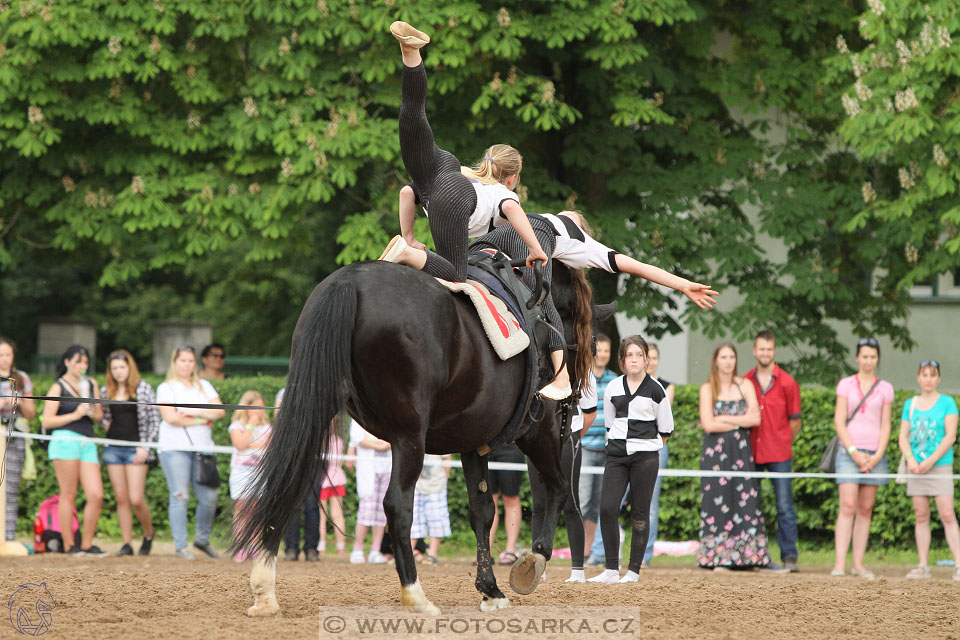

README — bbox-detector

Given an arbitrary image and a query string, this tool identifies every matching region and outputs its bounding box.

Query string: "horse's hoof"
[406,603,441,616]
[480,596,511,612]
[509,552,546,595]
[246,595,280,617]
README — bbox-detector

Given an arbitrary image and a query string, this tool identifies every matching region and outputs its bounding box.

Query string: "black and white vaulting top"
[603,374,674,456]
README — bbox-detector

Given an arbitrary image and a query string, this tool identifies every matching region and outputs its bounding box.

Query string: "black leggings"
[528,434,584,570]
[472,215,563,351]
[599,449,659,573]
[400,63,476,282]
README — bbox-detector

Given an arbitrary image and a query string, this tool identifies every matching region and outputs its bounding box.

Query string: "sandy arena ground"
[1,546,958,639]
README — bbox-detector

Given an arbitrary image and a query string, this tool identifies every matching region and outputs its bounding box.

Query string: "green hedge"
[11,376,957,550]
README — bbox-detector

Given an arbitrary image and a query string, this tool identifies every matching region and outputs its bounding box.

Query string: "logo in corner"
[8,582,56,636]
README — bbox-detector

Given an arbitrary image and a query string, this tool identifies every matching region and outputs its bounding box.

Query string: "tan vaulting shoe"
[390,21,430,49]
[379,235,409,262]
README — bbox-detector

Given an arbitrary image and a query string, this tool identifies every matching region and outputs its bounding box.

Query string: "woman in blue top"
[897,360,960,581]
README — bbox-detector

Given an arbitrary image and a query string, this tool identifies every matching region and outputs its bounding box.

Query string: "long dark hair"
[0,337,26,391]
[566,268,594,396]
[55,344,90,379]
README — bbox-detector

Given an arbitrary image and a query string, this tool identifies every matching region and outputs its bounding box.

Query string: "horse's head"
[550,263,617,397]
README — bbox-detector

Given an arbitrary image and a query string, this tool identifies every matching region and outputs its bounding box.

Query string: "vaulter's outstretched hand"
[683,282,719,309]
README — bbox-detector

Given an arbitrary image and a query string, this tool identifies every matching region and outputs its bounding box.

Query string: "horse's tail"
[234,279,357,556]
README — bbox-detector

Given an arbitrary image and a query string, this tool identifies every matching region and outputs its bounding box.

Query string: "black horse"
[235,259,596,615]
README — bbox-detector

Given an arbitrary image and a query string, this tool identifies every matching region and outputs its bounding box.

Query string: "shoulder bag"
[818,378,881,473]
[184,427,220,489]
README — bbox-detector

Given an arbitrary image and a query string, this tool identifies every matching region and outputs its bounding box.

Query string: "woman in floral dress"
[696,342,776,570]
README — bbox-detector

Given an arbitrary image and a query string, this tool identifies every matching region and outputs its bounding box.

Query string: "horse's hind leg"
[383,440,439,616]
[247,552,280,617]
[459,450,510,611]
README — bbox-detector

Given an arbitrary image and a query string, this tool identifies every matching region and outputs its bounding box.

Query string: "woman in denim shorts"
[831,338,894,579]
[101,350,160,556]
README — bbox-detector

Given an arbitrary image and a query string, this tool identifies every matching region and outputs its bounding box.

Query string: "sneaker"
[305,548,320,562]
[619,570,640,583]
[759,562,790,575]
[784,558,799,573]
[66,546,85,557]
[587,569,620,585]
[193,541,221,559]
[175,548,195,560]
[367,550,388,564]
[349,548,366,564]
[565,569,585,583]
[117,543,134,557]
[82,545,109,557]
[234,547,255,563]
[138,536,153,556]
[284,548,299,561]
[850,568,875,580]
[905,564,931,579]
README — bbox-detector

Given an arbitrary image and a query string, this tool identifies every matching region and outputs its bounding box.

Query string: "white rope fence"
[5,430,959,482]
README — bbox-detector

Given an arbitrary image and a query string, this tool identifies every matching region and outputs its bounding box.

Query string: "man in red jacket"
[745,330,802,572]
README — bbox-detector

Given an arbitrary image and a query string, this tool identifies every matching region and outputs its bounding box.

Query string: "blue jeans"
[578,448,606,523]
[160,450,219,551]
[643,443,669,564]
[757,458,799,562]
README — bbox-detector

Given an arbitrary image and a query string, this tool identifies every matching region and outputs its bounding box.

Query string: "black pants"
[284,489,320,552]
[528,434,585,570]
[472,214,563,351]
[599,449,659,573]
[400,63,477,282]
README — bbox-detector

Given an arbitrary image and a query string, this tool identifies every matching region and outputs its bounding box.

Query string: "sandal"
[498,551,518,566]
[906,565,931,579]
[424,554,438,565]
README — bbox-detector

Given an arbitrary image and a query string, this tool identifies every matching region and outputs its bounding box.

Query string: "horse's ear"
[592,302,618,322]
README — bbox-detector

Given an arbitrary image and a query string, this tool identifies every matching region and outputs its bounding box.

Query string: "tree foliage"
[1,0,954,382]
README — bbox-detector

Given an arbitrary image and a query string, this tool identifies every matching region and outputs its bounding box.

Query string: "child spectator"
[410,454,452,564]
[487,442,525,565]
[319,424,347,555]
[0,337,36,544]
[349,419,391,564]
[101,349,160,556]
[228,390,272,562]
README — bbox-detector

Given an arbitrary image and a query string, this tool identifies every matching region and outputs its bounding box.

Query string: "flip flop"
[498,551,518,566]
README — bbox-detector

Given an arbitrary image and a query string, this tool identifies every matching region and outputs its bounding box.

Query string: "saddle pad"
[435,278,530,360]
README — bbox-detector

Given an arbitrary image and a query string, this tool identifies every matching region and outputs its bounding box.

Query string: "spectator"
[228,390,272,562]
[530,372,596,582]
[156,346,225,559]
[276,388,321,562]
[582,333,617,567]
[0,337,36,543]
[589,336,672,584]
[897,360,960,581]
[487,442,525,565]
[831,338,893,580]
[696,342,783,572]
[410,454,452,564]
[199,343,226,381]
[101,349,160,556]
[641,342,675,568]
[349,419,391,564]
[744,331,802,572]
[39,345,107,556]
[318,422,347,555]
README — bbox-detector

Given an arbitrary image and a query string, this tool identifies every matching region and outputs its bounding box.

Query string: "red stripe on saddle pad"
[470,284,512,338]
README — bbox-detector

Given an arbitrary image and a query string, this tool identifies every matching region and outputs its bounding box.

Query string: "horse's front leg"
[247,552,280,616]
[460,450,510,611]
[383,440,438,615]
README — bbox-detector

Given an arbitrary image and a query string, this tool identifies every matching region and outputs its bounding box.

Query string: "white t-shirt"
[542,213,620,273]
[228,421,272,467]
[416,454,448,495]
[156,379,220,451]
[425,180,520,239]
[349,420,392,498]
[571,373,598,434]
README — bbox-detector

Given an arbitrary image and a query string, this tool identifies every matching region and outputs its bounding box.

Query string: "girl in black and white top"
[589,335,673,584]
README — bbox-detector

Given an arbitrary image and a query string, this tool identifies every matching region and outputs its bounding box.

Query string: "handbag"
[184,428,220,489]
[895,397,919,485]
[819,378,881,473]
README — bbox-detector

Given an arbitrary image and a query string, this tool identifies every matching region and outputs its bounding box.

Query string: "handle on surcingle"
[508,258,549,310]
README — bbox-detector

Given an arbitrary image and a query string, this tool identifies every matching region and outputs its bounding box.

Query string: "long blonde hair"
[460,144,522,185]
[105,349,142,400]
[165,346,203,391]
[707,341,738,403]
[232,390,268,427]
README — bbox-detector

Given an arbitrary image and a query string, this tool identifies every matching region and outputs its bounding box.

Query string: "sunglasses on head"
[175,346,195,355]
[108,351,128,361]
[857,338,879,348]
[920,360,940,370]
